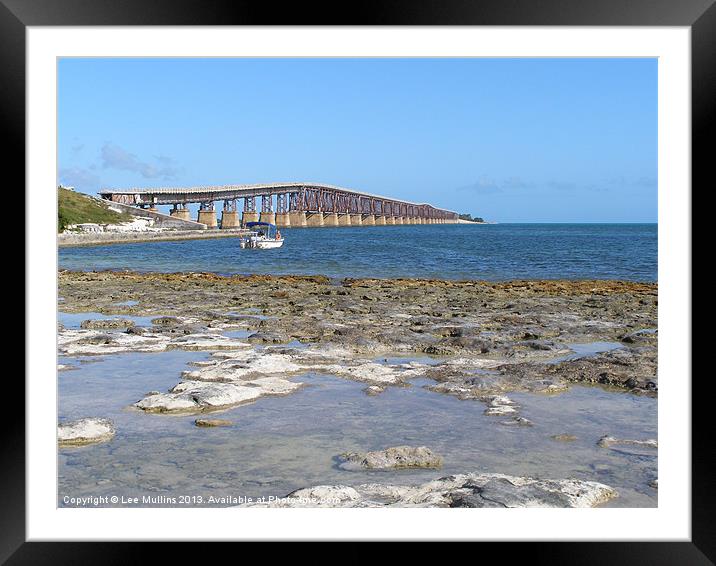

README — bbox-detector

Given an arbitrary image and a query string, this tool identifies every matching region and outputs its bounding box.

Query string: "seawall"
[58,229,251,248]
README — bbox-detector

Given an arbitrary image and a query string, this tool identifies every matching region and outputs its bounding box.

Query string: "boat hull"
[254,239,284,249]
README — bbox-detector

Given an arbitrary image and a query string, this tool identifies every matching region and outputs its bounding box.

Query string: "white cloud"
[101,143,181,180]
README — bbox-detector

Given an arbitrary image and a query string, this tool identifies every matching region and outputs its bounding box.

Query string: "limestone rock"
[483,395,518,416]
[363,385,385,396]
[500,416,533,427]
[195,418,233,427]
[551,434,578,442]
[243,473,618,508]
[134,376,303,414]
[597,435,657,449]
[80,318,135,329]
[597,435,657,457]
[58,417,115,446]
[339,446,443,471]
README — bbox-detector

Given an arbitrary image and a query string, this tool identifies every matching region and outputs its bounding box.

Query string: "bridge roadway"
[99,182,459,228]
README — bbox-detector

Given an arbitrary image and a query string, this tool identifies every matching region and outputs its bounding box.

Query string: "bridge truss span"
[99,182,459,228]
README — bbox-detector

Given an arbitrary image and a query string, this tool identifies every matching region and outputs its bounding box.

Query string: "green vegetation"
[458,213,485,223]
[58,187,133,232]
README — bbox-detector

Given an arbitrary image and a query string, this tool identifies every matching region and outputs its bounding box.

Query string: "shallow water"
[58,344,657,508]
[58,223,657,282]
[547,341,624,364]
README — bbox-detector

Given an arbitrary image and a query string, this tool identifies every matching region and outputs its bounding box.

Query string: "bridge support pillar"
[221,210,240,229]
[376,216,387,225]
[242,211,259,226]
[259,212,276,225]
[323,213,339,226]
[350,214,363,226]
[289,211,307,227]
[337,214,352,226]
[197,210,218,228]
[386,216,396,225]
[275,213,291,227]
[170,208,191,221]
[395,216,404,225]
[362,214,376,226]
[306,212,324,227]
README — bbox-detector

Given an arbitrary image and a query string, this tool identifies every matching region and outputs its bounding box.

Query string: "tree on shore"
[458,213,485,223]
[57,187,132,232]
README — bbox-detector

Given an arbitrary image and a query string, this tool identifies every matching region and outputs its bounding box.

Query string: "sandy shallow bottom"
[58,345,657,508]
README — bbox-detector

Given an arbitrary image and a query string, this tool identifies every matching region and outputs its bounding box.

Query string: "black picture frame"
[6,0,705,562]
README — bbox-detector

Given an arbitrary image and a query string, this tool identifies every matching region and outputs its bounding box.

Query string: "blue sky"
[58,58,657,222]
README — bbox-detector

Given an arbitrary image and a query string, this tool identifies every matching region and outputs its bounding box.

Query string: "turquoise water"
[59,223,657,281]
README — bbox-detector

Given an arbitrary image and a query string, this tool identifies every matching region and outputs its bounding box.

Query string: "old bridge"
[99,183,459,228]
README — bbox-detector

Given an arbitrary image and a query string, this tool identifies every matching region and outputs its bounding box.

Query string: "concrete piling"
[197,210,218,228]
[170,208,191,221]
[289,211,308,227]
[259,212,276,225]
[306,212,325,227]
[220,210,240,229]
[324,213,340,227]
[242,211,259,226]
[275,213,291,227]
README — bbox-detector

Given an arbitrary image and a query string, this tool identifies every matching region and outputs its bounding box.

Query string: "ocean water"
[56,224,658,508]
[59,223,657,281]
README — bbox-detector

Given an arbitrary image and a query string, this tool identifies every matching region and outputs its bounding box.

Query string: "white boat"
[251,236,284,249]
[241,222,284,249]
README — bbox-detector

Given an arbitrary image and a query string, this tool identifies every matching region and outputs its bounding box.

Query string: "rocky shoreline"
[58,270,657,397]
[241,473,618,508]
[57,270,657,507]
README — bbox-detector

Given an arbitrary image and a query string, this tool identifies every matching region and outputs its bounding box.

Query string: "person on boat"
[276,229,282,240]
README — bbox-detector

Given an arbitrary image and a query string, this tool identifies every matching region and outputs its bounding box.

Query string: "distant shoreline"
[457,219,492,224]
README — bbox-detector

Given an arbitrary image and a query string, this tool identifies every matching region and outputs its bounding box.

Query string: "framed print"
[7,0,707,562]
